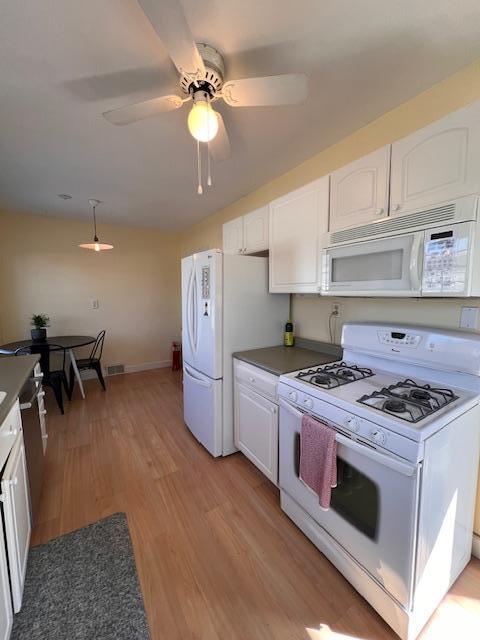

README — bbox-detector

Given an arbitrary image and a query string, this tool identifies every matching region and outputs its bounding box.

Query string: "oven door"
[279,399,420,608]
[321,231,423,296]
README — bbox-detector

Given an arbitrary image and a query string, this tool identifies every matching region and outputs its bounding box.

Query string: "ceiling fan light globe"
[187,101,219,142]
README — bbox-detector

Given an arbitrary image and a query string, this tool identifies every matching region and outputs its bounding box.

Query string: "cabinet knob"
[393,204,401,212]
[237,248,243,254]
[249,377,256,383]
[376,208,384,216]
[10,477,18,486]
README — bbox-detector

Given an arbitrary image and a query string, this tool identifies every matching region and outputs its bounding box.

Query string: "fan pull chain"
[197,139,203,195]
[207,141,212,187]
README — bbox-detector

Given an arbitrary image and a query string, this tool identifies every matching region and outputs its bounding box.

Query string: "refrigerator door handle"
[184,364,212,388]
[186,268,196,355]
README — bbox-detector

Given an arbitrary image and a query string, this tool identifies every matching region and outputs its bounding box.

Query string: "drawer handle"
[8,426,18,436]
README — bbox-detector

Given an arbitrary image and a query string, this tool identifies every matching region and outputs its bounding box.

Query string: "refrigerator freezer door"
[183,364,222,457]
[181,251,222,379]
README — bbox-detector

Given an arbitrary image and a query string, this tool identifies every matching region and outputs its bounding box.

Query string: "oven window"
[331,249,403,282]
[331,457,379,540]
[294,434,379,540]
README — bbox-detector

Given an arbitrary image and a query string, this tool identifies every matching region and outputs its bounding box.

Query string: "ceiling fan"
[103,0,308,193]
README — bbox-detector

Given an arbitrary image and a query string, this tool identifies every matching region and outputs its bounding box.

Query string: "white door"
[2,432,32,613]
[223,217,244,254]
[0,510,12,640]
[244,206,269,254]
[279,400,420,608]
[390,101,480,216]
[234,382,278,484]
[269,175,330,293]
[181,250,222,379]
[183,363,223,457]
[329,145,391,231]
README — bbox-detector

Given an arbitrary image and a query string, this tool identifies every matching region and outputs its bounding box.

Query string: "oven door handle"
[280,398,418,478]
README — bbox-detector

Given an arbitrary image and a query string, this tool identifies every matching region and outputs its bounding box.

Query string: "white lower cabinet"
[0,520,12,640]
[2,433,31,613]
[234,360,279,484]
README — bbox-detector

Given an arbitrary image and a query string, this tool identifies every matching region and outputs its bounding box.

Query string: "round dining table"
[0,335,96,399]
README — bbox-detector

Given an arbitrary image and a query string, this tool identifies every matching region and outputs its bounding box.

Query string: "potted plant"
[30,314,50,342]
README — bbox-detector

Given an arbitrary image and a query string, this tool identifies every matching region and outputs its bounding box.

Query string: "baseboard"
[80,360,170,379]
[124,360,170,374]
[473,533,480,559]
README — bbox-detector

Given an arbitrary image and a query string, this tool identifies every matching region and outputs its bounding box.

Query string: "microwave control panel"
[422,224,470,294]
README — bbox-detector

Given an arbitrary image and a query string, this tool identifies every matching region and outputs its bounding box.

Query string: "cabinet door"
[223,217,244,254]
[234,382,278,484]
[244,205,269,254]
[390,101,480,216]
[2,432,32,612]
[329,145,391,231]
[269,175,329,293]
[0,511,12,640]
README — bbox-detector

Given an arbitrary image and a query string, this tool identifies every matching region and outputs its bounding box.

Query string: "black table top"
[0,335,96,352]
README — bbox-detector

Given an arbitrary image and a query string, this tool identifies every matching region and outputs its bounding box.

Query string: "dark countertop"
[0,355,40,424]
[233,341,342,376]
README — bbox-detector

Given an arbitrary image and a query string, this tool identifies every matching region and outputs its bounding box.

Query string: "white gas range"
[278,323,480,640]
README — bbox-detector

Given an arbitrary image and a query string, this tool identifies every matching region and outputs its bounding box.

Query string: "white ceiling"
[1,0,480,230]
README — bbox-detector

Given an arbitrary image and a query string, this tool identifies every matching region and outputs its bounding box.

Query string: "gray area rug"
[11,513,150,640]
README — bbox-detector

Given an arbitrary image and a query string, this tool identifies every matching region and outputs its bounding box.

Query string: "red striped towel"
[299,413,337,510]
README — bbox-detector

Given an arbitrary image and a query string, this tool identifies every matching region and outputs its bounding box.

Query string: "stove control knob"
[288,391,298,402]
[345,416,360,432]
[371,429,386,446]
[303,397,313,410]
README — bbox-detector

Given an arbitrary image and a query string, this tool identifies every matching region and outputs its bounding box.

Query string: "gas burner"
[296,362,374,389]
[384,399,407,413]
[358,379,458,423]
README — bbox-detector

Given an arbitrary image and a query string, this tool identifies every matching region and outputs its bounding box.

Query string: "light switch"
[92,299,99,310]
[460,307,478,329]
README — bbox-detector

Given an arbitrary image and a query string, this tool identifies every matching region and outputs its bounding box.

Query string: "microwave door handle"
[409,233,423,292]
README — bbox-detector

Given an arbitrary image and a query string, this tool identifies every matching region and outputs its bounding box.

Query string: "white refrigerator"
[181,249,289,457]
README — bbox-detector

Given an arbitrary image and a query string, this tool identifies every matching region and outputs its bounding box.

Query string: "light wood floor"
[32,368,480,640]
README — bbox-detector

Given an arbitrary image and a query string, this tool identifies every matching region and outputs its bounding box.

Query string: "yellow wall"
[0,210,181,369]
[180,58,480,535]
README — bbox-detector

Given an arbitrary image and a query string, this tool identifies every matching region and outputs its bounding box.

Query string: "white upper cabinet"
[243,206,269,254]
[269,175,329,293]
[222,205,269,254]
[390,101,480,216]
[329,145,391,231]
[222,217,244,255]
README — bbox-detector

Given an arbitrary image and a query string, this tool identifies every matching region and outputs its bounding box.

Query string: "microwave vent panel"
[329,203,457,245]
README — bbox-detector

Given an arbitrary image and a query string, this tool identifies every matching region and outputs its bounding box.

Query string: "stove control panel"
[277,381,422,463]
[377,330,421,348]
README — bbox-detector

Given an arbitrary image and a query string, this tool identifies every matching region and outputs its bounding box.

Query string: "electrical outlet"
[332,303,341,316]
[460,307,478,329]
[92,299,99,310]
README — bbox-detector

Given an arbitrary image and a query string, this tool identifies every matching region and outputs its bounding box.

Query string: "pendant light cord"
[92,204,99,242]
[197,139,203,194]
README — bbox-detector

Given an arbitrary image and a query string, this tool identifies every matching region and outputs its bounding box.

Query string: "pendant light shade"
[79,199,113,251]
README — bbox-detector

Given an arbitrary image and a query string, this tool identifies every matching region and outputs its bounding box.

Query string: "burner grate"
[358,379,458,423]
[296,362,374,389]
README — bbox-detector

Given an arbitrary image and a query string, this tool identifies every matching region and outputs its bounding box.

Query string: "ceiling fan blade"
[103,94,184,125]
[222,73,308,107]
[209,112,231,162]
[138,0,205,81]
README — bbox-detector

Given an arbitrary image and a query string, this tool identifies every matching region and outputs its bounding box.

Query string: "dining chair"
[28,343,72,415]
[69,330,106,396]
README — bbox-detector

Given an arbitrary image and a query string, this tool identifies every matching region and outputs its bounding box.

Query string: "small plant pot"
[31,328,47,342]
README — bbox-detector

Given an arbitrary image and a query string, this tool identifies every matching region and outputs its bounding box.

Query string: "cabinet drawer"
[0,402,22,470]
[234,360,278,401]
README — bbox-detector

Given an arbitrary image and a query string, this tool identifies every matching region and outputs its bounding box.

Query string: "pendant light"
[79,199,113,252]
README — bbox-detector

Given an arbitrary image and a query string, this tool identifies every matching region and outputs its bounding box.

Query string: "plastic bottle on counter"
[284,321,294,347]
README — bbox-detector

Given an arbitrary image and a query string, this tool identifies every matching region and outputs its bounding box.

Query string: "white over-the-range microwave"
[321,195,480,297]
